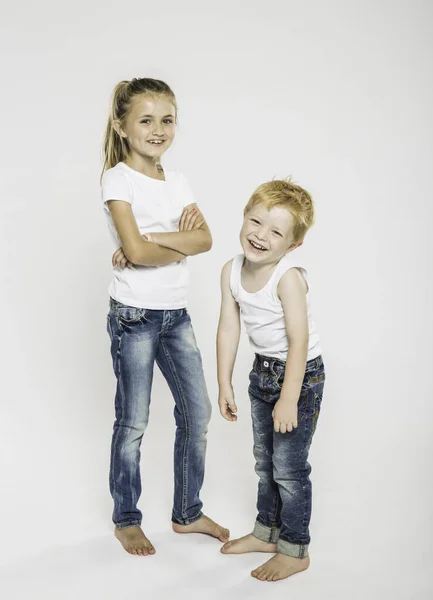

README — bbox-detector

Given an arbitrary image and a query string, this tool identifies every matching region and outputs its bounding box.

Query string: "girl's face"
[240,203,302,265]
[117,94,176,161]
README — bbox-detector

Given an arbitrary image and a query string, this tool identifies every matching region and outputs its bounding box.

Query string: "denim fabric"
[107,298,212,528]
[249,353,325,558]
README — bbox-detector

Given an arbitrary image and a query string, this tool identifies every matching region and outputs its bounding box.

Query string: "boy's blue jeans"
[107,298,212,529]
[249,353,325,558]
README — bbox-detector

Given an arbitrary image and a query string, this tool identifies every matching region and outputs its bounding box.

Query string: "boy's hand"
[179,206,204,231]
[112,247,133,269]
[218,385,238,422]
[272,399,298,433]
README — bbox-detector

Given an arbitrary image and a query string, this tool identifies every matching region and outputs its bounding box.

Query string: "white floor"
[1,523,431,600]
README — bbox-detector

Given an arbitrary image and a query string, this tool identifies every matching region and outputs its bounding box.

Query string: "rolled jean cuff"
[115,520,141,530]
[277,537,309,558]
[252,520,280,544]
[171,510,203,526]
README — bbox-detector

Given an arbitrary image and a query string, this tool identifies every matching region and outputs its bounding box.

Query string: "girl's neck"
[124,153,164,179]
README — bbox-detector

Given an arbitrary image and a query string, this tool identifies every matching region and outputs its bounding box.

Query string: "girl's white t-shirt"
[101,162,194,309]
[230,253,322,361]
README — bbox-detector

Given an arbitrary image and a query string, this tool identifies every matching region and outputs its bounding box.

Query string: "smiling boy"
[217,179,325,582]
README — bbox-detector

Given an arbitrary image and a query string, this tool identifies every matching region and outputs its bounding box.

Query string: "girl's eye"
[140,119,151,124]
[163,119,173,124]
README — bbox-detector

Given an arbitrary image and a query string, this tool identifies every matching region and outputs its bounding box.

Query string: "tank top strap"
[229,254,244,301]
[270,254,308,302]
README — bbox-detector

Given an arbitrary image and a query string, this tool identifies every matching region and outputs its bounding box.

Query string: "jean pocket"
[272,369,285,390]
[117,306,146,324]
[309,372,325,385]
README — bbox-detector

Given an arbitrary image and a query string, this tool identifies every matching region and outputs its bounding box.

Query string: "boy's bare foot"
[251,553,310,581]
[172,515,230,542]
[221,533,277,554]
[114,526,156,556]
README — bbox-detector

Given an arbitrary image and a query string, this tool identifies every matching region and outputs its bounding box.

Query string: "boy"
[217,179,325,582]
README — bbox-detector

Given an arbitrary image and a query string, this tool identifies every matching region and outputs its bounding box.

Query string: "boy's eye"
[273,230,282,237]
[250,218,260,224]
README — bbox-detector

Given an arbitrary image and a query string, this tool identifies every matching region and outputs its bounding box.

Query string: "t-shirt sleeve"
[101,169,132,205]
[179,173,196,209]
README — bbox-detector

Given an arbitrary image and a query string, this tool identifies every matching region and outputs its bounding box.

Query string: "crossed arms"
[107,200,212,267]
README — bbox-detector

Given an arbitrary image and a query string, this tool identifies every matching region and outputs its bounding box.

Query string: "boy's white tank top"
[229,253,322,362]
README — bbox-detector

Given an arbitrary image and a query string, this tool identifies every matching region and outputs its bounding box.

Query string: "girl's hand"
[218,385,238,422]
[179,206,205,231]
[272,399,298,433]
[142,233,155,243]
[112,247,133,269]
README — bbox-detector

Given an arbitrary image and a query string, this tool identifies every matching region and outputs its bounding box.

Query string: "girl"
[101,78,229,556]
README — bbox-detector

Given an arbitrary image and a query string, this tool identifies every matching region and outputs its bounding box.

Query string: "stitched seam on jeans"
[110,330,126,497]
[161,339,190,518]
[270,483,281,528]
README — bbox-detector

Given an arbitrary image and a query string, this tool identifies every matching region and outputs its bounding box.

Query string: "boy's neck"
[243,256,283,276]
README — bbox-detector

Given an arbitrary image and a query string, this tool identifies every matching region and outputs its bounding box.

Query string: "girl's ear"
[113,120,127,138]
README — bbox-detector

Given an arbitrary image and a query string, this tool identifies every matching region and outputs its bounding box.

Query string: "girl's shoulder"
[101,162,127,185]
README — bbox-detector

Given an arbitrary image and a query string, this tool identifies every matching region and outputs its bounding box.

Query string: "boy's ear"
[113,120,127,139]
[286,240,303,254]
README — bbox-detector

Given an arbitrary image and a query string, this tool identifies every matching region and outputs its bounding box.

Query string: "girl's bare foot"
[251,553,310,581]
[114,526,156,556]
[172,515,230,542]
[221,533,277,554]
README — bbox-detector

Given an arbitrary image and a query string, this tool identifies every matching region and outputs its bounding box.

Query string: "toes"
[218,527,230,542]
[253,568,267,581]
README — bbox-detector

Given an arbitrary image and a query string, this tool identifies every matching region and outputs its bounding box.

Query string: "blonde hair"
[101,78,177,178]
[244,178,315,242]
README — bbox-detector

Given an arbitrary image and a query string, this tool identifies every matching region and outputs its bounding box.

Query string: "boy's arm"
[147,204,213,256]
[107,200,186,266]
[217,260,241,421]
[273,268,309,434]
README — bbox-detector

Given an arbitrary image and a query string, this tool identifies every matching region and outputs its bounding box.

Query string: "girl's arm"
[147,204,212,256]
[217,260,241,421]
[272,268,309,433]
[108,200,186,266]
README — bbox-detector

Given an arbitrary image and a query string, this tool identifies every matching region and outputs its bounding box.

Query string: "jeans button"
[263,361,269,367]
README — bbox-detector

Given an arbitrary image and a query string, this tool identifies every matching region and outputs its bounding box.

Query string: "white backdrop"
[0,1,432,598]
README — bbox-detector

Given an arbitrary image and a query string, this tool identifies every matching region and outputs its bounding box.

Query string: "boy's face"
[240,203,302,264]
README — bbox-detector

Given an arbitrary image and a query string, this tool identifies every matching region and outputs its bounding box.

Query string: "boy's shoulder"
[221,254,243,273]
[276,255,309,298]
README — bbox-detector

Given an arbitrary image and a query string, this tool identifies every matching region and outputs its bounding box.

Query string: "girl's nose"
[152,125,164,136]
